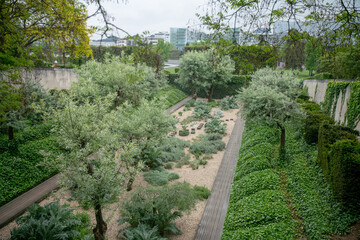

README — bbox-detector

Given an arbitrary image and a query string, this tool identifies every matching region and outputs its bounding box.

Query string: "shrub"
[184,99,196,108]
[158,137,190,163]
[193,100,212,118]
[144,168,180,186]
[9,202,92,240]
[212,109,224,119]
[119,183,205,237]
[230,169,281,203]
[139,146,163,169]
[219,96,238,110]
[189,135,226,156]
[224,190,293,231]
[121,224,165,240]
[164,162,173,169]
[193,185,211,200]
[221,220,297,240]
[303,110,334,144]
[175,154,191,168]
[205,119,227,134]
[318,123,358,181]
[234,156,272,180]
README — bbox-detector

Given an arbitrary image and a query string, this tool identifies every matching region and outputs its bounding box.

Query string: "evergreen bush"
[144,167,180,186]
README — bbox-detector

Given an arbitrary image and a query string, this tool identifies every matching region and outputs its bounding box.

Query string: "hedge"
[328,139,360,209]
[301,100,335,145]
[222,120,298,239]
[167,73,252,99]
[317,123,360,209]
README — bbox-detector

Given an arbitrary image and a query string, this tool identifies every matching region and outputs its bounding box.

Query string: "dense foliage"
[9,202,92,240]
[119,183,209,238]
[144,167,180,186]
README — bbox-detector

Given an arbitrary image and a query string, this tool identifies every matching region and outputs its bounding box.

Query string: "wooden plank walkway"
[0,175,59,228]
[0,96,192,229]
[195,114,245,240]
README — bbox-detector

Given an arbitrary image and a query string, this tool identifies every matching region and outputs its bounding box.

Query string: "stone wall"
[303,79,360,132]
[20,68,78,90]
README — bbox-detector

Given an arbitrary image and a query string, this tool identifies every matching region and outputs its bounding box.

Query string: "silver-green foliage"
[177,48,234,99]
[144,167,180,186]
[239,68,303,124]
[73,55,167,106]
[158,137,190,162]
[204,119,227,134]
[193,100,212,118]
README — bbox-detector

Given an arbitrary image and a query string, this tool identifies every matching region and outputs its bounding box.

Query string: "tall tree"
[305,37,323,76]
[0,0,93,70]
[238,68,303,152]
[43,94,142,240]
[282,30,306,71]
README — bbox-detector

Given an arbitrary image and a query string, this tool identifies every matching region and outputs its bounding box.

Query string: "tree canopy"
[238,68,303,149]
[0,0,94,69]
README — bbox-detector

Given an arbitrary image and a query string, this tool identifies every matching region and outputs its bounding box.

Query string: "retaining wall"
[303,79,360,132]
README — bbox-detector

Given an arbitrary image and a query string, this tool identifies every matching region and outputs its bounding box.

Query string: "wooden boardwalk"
[195,114,245,240]
[0,96,192,229]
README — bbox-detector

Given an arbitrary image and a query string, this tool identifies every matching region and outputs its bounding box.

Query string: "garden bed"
[0,99,240,240]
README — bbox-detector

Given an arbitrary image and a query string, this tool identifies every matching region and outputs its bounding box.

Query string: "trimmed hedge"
[168,74,251,99]
[222,120,298,239]
[328,139,360,209]
[301,100,335,144]
[154,84,188,108]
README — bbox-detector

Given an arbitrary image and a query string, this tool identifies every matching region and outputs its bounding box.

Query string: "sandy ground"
[0,100,239,240]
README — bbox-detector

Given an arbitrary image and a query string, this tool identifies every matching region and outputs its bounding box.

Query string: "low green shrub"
[139,146,162,169]
[221,220,297,240]
[9,202,92,240]
[229,169,281,202]
[212,109,224,119]
[154,84,188,109]
[193,100,212,119]
[144,168,180,186]
[224,190,293,230]
[219,96,238,110]
[193,185,211,200]
[158,137,190,163]
[180,115,203,125]
[121,224,164,240]
[175,154,191,168]
[204,119,227,134]
[184,99,196,108]
[305,72,334,80]
[233,156,272,181]
[0,137,60,206]
[164,162,173,169]
[189,134,225,156]
[119,182,208,237]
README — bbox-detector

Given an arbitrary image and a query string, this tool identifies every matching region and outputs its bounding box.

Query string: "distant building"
[90,35,121,46]
[170,28,209,50]
[170,28,187,50]
[224,28,240,43]
[152,32,170,42]
[116,38,136,47]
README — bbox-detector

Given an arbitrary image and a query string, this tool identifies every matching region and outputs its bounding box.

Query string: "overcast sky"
[87,0,208,39]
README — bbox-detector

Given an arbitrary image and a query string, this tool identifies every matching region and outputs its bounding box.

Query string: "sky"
[87,0,209,40]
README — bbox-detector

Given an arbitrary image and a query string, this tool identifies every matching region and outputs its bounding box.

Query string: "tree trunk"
[8,126,14,141]
[280,125,285,148]
[93,203,107,240]
[207,85,214,102]
[127,177,134,191]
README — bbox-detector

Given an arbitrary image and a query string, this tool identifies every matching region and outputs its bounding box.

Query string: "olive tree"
[108,98,177,190]
[176,50,210,97]
[238,68,303,151]
[177,48,234,101]
[43,94,142,240]
[73,55,167,107]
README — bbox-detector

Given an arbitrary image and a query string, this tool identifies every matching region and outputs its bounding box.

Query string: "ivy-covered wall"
[303,79,360,131]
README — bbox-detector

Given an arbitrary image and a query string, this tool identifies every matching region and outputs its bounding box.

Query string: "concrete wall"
[303,79,360,132]
[21,68,78,90]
